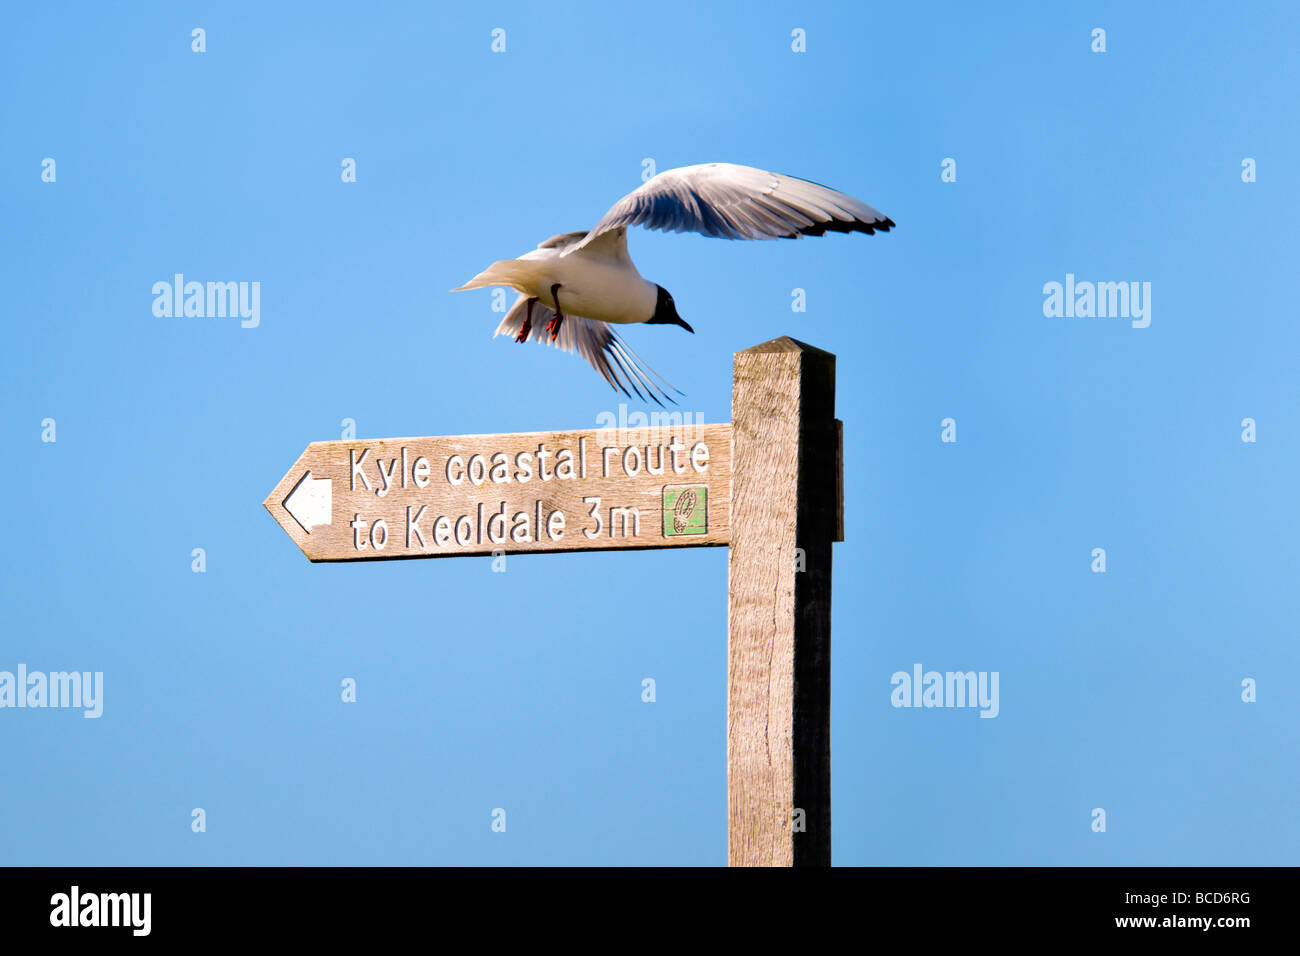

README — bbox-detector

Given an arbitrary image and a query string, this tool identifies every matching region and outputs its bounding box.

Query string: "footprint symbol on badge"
[673,488,697,534]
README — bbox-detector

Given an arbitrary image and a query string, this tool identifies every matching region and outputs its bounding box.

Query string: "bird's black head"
[647,285,693,333]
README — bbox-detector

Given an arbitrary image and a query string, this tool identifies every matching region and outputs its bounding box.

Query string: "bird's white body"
[464,235,658,325]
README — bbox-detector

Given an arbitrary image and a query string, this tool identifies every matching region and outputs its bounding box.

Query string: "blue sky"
[2,1,1296,865]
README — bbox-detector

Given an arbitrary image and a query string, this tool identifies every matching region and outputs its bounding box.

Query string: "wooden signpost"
[265,424,733,561]
[265,337,841,866]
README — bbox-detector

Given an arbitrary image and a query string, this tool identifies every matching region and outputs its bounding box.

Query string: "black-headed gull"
[453,162,894,404]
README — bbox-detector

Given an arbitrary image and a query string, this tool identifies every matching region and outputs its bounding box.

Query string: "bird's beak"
[677,316,694,334]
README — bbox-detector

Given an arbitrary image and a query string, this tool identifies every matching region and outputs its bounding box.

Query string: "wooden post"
[728,337,838,867]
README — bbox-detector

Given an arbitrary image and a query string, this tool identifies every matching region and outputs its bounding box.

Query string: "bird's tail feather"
[451,259,538,293]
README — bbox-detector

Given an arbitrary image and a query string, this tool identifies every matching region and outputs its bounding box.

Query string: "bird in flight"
[452,162,894,404]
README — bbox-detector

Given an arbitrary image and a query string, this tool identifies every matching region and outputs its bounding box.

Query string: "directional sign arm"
[265,427,732,562]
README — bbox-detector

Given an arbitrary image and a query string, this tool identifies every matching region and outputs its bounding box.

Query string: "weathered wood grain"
[265,424,732,561]
[728,337,836,867]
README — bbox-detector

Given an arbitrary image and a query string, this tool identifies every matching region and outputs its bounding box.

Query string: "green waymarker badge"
[662,485,707,536]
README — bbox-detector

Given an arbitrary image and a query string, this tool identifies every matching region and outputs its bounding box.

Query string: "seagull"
[452,162,894,404]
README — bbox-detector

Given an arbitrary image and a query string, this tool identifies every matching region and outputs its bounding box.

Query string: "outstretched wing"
[570,163,894,252]
[493,296,683,406]
[535,231,588,252]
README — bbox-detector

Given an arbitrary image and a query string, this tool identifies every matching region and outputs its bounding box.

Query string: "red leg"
[515,298,536,343]
[546,283,566,341]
